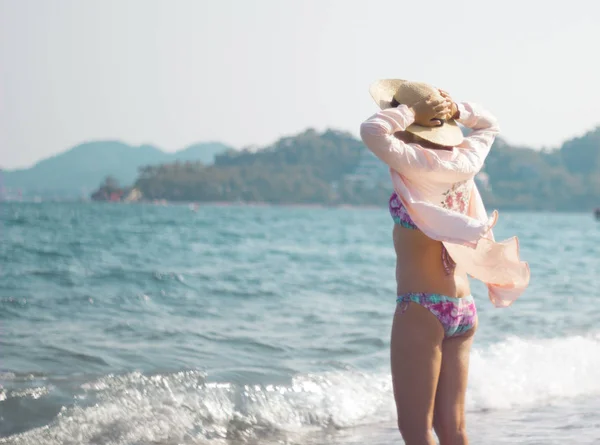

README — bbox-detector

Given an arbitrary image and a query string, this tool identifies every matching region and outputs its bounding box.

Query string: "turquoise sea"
[1,202,599,444]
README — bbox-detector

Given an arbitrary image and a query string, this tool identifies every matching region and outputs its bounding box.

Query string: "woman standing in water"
[360,80,530,445]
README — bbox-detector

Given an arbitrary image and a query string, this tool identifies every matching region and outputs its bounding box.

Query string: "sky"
[1,0,599,169]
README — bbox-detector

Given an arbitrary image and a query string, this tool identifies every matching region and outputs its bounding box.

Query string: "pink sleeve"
[360,105,431,173]
[455,102,500,172]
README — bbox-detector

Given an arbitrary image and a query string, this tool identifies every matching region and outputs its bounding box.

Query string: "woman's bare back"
[393,225,471,298]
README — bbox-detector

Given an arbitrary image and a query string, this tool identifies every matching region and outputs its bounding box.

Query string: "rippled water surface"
[1,202,599,444]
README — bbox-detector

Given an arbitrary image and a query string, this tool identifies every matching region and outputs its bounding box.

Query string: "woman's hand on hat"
[409,95,451,127]
[438,89,459,120]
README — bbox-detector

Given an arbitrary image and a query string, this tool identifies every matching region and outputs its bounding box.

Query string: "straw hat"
[369,79,464,146]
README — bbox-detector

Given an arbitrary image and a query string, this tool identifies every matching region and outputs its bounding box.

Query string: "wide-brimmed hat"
[369,79,464,146]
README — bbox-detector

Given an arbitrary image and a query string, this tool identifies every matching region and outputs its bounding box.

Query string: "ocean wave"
[468,332,600,410]
[3,333,599,444]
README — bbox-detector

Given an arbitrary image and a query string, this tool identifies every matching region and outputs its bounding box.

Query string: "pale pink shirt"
[360,103,530,308]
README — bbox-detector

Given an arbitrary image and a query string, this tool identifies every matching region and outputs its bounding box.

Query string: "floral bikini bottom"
[396,293,477,338]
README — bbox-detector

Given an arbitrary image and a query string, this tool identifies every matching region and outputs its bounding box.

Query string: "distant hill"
[2,141,232,198]
[130,126,600,211]
[169,143,232,163]
[481,127,600,210]
[5,125,600,210]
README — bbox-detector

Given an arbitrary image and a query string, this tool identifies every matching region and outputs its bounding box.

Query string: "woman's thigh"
[390,301,445,433]
[433,320,477,443]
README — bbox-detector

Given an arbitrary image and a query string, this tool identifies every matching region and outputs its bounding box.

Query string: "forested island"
[92,126,600,211]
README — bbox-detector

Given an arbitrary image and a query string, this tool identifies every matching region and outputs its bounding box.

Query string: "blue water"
[1,202,600,444]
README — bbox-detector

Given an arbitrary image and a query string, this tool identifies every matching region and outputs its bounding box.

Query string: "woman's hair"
[390,97,400,108]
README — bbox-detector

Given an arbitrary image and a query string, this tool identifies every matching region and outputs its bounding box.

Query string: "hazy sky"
[1,0,599,169]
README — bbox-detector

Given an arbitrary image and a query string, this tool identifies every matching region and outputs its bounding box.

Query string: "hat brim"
[369,79,409,110]
[369,79,464,147]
